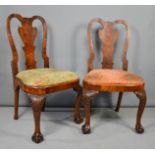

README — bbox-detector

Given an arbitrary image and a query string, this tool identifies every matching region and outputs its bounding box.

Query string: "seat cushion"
[83,69,144,91]
[16,68,79,88]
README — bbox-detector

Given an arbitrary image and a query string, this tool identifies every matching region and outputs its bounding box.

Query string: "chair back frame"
[7,13,49,78]
[87,17,130,72]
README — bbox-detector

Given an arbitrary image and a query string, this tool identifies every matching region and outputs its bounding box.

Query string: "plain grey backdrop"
[0,5,155,107]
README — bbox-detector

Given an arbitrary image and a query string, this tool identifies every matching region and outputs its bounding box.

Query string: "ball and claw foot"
[135,124,144,134]
[32,133,44,143]
[74,116,83,124]
[82,124,91,134]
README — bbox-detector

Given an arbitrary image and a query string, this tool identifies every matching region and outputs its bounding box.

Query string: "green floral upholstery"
[16,68,79,87]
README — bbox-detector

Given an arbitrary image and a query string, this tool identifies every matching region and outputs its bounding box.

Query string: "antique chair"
[7,13,83,143]
[82,18,147,134]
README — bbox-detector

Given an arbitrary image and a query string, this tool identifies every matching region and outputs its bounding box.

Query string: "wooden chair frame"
[7,13,83,143]
[82,18,147,134]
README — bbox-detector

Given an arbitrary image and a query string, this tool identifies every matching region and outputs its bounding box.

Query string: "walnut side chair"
[82,18,147,134]
[7,13,83,143]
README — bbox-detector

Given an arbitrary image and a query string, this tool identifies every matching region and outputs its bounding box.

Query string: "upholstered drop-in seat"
[16,68,79,88]
[83,69,144,92]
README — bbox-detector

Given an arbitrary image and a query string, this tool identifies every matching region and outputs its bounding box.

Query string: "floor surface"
[0,107,155,149]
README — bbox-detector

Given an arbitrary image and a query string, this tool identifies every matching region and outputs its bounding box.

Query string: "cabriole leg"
[82,95,91,134]
[134,90,147,134]
[28,94,45,143]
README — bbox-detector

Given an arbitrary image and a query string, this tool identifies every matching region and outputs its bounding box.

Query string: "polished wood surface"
[84,69,144,92]
[7,13,83,143]
[82,17,147,134]
[87,18,129,72]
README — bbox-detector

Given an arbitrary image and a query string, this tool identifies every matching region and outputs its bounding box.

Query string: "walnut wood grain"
[73,84,83,124]
[7,13,83,143]
[29,95,45,143]
[82,17,147,135]
[134,90,147,133]
[87,17,130,71]
[82,93,91,134]
[7,14,49,71]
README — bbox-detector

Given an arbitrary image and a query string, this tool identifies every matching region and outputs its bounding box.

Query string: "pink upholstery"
[84,69,144,87]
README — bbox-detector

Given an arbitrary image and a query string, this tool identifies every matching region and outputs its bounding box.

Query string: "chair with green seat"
[7,13,83,143]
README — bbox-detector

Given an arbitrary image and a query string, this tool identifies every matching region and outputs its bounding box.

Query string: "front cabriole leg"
[134,90,147,134]
[82,94,91,134]
[28,94,45,143]
[82,90,98,134]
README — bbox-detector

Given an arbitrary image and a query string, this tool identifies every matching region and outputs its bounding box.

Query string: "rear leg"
[73,84,83,124]
[115,92,123,112]
[14,86,20,120]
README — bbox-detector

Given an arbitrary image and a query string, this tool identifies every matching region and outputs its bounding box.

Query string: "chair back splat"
[7,13,49,76]
[87,18,130,72]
